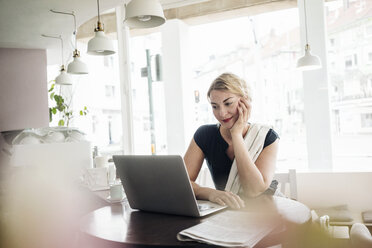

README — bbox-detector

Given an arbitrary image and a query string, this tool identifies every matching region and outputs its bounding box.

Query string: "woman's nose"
[219,107,228,117]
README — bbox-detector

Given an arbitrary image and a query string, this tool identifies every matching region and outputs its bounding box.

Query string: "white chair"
[350,223,372,248]
[273,169,297,200]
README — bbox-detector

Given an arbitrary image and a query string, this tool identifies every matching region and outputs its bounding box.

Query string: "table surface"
[79,194,311,248]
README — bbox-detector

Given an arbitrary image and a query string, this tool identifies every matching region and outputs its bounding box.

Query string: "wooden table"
[79,195,311,248]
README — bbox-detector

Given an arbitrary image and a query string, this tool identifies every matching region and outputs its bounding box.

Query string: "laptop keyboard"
[198,203,215,211]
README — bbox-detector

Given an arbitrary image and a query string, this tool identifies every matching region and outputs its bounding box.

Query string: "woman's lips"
[222,117,232,123]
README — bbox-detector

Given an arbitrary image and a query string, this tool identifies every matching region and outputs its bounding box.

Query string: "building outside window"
[327,0,372,171]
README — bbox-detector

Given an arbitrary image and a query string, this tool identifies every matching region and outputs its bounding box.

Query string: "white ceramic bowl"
[20,135,42,145]
[43,131,65,143]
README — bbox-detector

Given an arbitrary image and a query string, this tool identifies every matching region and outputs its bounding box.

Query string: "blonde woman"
[184,73,279,209]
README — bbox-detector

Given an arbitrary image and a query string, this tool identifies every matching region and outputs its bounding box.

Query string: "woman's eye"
[225,102,232,106]
[212,105,217,109]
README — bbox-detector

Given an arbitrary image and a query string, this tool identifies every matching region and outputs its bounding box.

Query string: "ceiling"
[0,0,298,65]
[0,0,210,51]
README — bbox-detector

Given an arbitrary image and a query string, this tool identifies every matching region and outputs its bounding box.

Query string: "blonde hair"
[207,73,252,100]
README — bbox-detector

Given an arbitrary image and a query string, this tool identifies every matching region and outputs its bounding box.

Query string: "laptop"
[113,155,226,217]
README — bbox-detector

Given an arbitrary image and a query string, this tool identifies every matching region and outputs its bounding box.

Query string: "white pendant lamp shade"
[296,44,322,71]
[87,30,115,55]
[56,66,72,85]
[125,0,166,28]
[296,0,322,71]
[67,50,89,74]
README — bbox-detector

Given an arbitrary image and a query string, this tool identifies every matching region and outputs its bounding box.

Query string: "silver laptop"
[113,155,226,217]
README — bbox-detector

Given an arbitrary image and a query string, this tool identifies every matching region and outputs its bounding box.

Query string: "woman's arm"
[184,138,245,208]
[230,98,279,197]
[232,135,278,197]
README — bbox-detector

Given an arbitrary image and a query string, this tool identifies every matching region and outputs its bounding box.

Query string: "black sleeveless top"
[193,124,279,190]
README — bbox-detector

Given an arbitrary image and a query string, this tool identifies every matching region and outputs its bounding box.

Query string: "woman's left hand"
[230,97,251,136]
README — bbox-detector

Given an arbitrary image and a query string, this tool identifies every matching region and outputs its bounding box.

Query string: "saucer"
[106,195,125,203]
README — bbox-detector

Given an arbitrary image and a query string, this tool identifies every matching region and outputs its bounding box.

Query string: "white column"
[298,0,333,170]
[161,19,193,155]
[116,6,134,154]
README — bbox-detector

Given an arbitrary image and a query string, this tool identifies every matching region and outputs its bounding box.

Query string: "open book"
[177,210,277,248]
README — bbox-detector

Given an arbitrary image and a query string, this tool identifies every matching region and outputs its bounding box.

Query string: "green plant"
[48,82,88,127]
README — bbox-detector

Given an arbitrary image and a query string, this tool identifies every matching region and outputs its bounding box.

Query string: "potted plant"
[48,81,88,127]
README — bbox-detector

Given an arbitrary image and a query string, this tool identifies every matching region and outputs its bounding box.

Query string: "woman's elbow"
[243,182,271,198]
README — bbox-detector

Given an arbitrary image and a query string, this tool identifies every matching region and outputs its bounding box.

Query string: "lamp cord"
[303,0,309,45]
[60,36,64,65]
[97,0,101,23]
[50,10,78,51]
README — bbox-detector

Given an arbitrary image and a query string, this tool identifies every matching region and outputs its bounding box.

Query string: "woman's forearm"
[191,181,215,200]
[231,134,268,196]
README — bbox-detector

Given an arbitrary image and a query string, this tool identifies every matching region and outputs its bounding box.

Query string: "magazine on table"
[177,210,278,248]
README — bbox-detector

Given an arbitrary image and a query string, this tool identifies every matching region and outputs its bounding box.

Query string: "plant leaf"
[49,108,52,122]
[58,119,65,126]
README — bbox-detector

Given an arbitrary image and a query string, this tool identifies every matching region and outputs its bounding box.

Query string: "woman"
[184,73,279,209]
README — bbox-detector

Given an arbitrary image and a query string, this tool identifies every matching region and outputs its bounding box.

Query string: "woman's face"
[209,90,240,129]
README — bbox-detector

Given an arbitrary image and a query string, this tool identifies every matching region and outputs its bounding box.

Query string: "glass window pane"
[47,41,123,157]
[130,33,167,155]
[189,8,307,171]
[326,0,372,171]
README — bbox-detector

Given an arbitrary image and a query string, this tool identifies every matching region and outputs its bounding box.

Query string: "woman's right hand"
[207,189,245,209]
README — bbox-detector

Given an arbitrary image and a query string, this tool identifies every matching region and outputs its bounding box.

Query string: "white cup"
[94,156,108,168]
[109,184,124,201]
[319,215,330,230]
[108,163,116,184]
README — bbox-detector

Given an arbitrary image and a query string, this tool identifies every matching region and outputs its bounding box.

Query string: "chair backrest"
[350,223,372,248]
[273,169,297,200]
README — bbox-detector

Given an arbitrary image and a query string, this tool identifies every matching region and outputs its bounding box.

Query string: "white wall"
[0,48,49,132]
[297,172,372,213]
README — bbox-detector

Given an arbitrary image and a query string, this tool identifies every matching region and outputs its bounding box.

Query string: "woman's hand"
[230,97,252,136]
[207,189,245,209]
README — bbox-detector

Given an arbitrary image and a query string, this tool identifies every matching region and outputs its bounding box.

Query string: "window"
[361,113,372,128]
[368,52,372,63]
[129,33,167,155]
[46,41,124,156]
[327,0,372,171]
[366,24,372,36]
[105,85,115,97]
[189,8,306,171]
[345,55,353,68]
[344,54,358,68]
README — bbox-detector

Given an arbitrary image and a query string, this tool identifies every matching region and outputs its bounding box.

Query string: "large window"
[188,9,306,171]
[47,41,123,156]
[129,33,167,155]
[326,0,372,171]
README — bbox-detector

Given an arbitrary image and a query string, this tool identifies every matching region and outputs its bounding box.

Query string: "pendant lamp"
[50,10,88,74]
[296,0,321,71]
[87,0,115,55]
[125,0,166,28]
[42,34,72,85]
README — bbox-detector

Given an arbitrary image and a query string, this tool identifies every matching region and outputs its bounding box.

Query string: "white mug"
[94,156,108,168]
[109,184,124,201]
